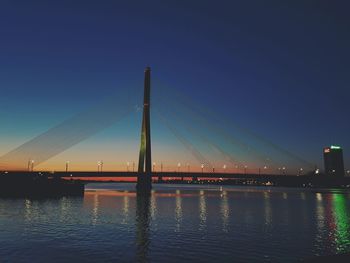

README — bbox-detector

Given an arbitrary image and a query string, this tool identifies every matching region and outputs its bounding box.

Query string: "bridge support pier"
[136,173,152,193]
[136,67,152,194]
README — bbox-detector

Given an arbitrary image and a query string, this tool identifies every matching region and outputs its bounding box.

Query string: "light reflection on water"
[0,183,350,262]
[92,194,99,226]
[199,190,207,231]
[122,193,130,225]
[220,190,229,233]
[264,191,272,226]
[175,190,182,232]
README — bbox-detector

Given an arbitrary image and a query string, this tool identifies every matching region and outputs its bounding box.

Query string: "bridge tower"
[136,67,152,193]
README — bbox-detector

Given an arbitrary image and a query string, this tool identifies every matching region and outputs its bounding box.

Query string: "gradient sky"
[0,0,349,172]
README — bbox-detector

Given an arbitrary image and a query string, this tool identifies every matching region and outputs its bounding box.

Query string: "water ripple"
[0,184,349,262]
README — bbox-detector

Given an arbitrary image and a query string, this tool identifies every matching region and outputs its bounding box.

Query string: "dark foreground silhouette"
[0,173,84,198]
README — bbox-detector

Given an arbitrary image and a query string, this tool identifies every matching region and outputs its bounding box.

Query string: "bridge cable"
[153,79,314,169]
[157,105,246,169]
[154,93,277,168]
[154,108,212,170]
[0,93,136,170]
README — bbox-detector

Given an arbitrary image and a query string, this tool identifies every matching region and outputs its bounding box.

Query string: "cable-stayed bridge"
[1,67,333,192]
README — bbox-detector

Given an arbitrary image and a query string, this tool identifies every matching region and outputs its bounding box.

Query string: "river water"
[0,183,350,262]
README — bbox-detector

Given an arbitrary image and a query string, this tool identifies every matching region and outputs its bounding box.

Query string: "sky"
[0,0,349,172]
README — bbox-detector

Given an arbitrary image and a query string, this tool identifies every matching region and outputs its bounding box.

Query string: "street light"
[31,160,35,172]
[98,161,103,172]
[223,164,227,172]
[153,162,156,172]
[244,165,247,175]
[299,168,303,176]
[263,166,267,175]
[66,161,70,173]
[177,162,181,173]
[201,164,204,174]
[127,162,130,172]
[282,166,286,175]
[187,163,190,173]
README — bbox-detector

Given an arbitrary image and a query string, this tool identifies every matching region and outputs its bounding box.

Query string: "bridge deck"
[2,171,349,187]
[1,171,349,181]
[1,171,290,179]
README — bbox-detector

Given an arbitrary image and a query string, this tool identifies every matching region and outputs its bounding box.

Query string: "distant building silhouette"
[323,145,345,177]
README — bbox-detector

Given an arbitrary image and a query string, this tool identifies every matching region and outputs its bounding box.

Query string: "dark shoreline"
[82,179,350,190]
[0,174,84,198]
[300,252,350,262]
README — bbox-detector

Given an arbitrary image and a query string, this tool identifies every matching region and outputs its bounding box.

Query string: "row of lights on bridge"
[26,159,289,174]
[26,159,350,175]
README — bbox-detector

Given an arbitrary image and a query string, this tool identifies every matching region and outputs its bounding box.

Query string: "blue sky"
[0,0,349,172]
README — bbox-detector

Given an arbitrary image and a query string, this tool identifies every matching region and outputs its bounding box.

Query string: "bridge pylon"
[136,67,152,193]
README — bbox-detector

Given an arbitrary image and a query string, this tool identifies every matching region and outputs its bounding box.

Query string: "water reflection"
[122,192,130,224]
[220,190,229,232]
[3,184,350,262]
[60,197,72,221]
[24,199,32,222]
[324,194,337,252]
[135,193,151,263]
[199,190,207,230]
[282,192,288,200]
[300,192,308,224]
[150,190,157,220]
[175,190,182,232]
[314,192,325,254]
[332,193,350,252]
[92,193,99,225]
[263,192,272,225]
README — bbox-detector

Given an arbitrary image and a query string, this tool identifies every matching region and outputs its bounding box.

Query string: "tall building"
[323,145,345,177]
